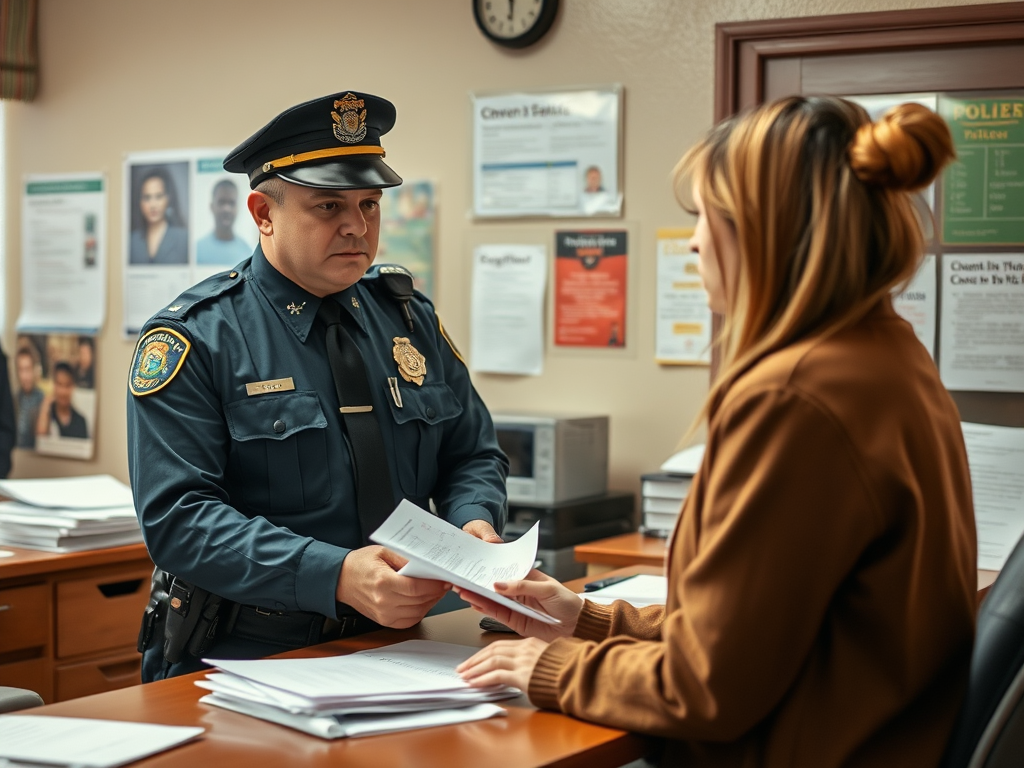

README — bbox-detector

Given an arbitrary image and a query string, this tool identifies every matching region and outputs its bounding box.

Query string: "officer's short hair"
[255,178,287,205]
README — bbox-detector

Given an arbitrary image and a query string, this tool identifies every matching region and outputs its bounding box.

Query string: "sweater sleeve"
[528,385,882,740]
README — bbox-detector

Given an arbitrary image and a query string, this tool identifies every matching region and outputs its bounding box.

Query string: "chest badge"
[392,337,426,386]
[286,301,306,315]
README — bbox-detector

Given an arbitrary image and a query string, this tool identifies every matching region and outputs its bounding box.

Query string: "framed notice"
[471,87,623,218]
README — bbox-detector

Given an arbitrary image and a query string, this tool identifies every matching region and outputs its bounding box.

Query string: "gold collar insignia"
[392,337,426,386]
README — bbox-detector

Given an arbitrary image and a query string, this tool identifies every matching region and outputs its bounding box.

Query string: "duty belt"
[224,605,381,649]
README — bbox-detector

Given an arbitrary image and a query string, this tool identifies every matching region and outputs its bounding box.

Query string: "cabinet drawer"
[55,650,142,701]
[56,566,151,658]
[0,583,50,654]
[0,656,50,703]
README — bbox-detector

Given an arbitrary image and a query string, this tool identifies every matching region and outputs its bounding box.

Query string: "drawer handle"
[97,578,145,598]
[0,604,9,612]
[99,658,141,681]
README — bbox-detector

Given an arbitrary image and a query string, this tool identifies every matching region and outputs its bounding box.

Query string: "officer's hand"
[462,520,503,543]
[336,545,449,629]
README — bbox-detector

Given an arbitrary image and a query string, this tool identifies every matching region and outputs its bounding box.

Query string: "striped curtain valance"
[0,0,37,101]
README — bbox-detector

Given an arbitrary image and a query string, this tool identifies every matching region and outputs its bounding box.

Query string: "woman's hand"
[457,637,549,691]
[455,568,584,643]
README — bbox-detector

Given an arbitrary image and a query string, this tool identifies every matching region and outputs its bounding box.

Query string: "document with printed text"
[371,500,559,624]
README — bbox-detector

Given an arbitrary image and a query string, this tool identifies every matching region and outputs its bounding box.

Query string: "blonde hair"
[675,96,954,423]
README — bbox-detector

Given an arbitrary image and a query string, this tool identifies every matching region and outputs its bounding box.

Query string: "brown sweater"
[530,302,977,767]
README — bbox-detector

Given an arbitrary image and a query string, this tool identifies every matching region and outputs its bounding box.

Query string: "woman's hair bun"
[848,103,955,191]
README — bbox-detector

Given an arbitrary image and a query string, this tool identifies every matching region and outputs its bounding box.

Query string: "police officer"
[128,91,509,681]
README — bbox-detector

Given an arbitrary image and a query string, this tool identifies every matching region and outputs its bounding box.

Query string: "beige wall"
[4,0,1006,496]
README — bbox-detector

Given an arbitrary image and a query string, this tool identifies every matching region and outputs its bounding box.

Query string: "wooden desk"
[575,532,1001,600]
[0,543,153,703]
[19,567,655,768]
[574,532,665,575]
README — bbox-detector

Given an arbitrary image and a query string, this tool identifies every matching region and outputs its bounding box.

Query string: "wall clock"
[473,0,559,49]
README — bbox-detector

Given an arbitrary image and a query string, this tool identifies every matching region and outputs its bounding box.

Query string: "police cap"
[224,91,402,190]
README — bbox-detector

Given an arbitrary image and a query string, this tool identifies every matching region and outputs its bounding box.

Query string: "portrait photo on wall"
[127,161,190,266]
[192,158,258,280]
[379,180,436,298]
[12,332,97,460]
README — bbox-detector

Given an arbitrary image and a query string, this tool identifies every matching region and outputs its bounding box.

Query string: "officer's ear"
[247,191,275,236]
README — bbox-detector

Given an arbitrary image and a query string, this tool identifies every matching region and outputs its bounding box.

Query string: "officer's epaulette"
[151,264,248,322]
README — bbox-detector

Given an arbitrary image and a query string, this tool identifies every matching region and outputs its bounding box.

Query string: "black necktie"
[317,299,396,543]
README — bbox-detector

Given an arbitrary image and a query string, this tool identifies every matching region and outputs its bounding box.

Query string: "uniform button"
[425,406,436,419]
[273,420,286,433]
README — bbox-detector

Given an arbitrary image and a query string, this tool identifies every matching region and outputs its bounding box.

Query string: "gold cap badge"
[392,337,426,386]
[331,93,367,144]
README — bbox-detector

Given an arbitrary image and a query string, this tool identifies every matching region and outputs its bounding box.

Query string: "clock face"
[474,0,558,48]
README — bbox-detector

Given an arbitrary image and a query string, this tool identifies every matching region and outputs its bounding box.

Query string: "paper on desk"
[203,640,515,705]
[200,694,506,739]
[0,715,203,767]
[584,574,668,607]
[962,422,1024,571]
[371,500,559,625]
[0,474,134,509]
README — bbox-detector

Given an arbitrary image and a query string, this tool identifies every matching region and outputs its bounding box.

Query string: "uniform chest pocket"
[225,392,331,514]
[386,382,462,501]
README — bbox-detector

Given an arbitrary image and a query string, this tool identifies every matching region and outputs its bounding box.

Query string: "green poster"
[941,94,1024,245]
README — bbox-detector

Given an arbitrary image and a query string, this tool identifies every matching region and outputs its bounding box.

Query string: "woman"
[457,97,976,767]
[129,167,187,265]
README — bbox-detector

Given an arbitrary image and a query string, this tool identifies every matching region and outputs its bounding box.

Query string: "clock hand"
[508,0,515,21]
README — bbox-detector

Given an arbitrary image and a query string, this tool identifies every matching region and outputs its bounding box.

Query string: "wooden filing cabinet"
[0,543,152,703]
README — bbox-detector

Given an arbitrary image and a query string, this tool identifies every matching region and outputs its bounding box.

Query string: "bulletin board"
[715,2,1024,427]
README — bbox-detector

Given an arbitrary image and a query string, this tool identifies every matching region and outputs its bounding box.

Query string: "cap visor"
[277,157,402,190]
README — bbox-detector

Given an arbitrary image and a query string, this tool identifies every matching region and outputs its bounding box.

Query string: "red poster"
[554,230,628,347]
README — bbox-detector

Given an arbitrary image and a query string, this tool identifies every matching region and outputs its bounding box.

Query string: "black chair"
[0,686,44,713]
[940,535,1024,768]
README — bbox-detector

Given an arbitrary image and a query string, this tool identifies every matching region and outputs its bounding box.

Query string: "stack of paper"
[640,444,705,537]
[0,474,141,552]
[197,640,515,739]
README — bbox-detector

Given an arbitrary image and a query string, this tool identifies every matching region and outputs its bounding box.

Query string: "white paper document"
[0,716,203,767]
[940,254,1024,392]
[19,173,107,332]
[655,229,711,365]
[0,474,134,509]
[962,422,1024,570]
[371,500,559,624]
[893,254,937,358]
[585,574,668,607]
[470,244,547,375]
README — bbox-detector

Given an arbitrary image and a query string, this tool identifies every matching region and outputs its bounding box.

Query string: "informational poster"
[961,422,1024,571]
[12,332,97,460]
[654,228,709,365]
[472,88,622,218]
[941,93,1024,245]
[892,254,937,358]
[939,253,1024,392]
[19,174,106,332]
[379,180,436,298]
[124,149,258,337]
[554,230,627,348]
[469,244,547,375]
[192,155,258,283]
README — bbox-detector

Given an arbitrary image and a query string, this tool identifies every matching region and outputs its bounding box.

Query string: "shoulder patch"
[437,315,466,366]
[129,327,191,397]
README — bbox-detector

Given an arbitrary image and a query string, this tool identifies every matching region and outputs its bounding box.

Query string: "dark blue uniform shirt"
[127,246,508,621]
